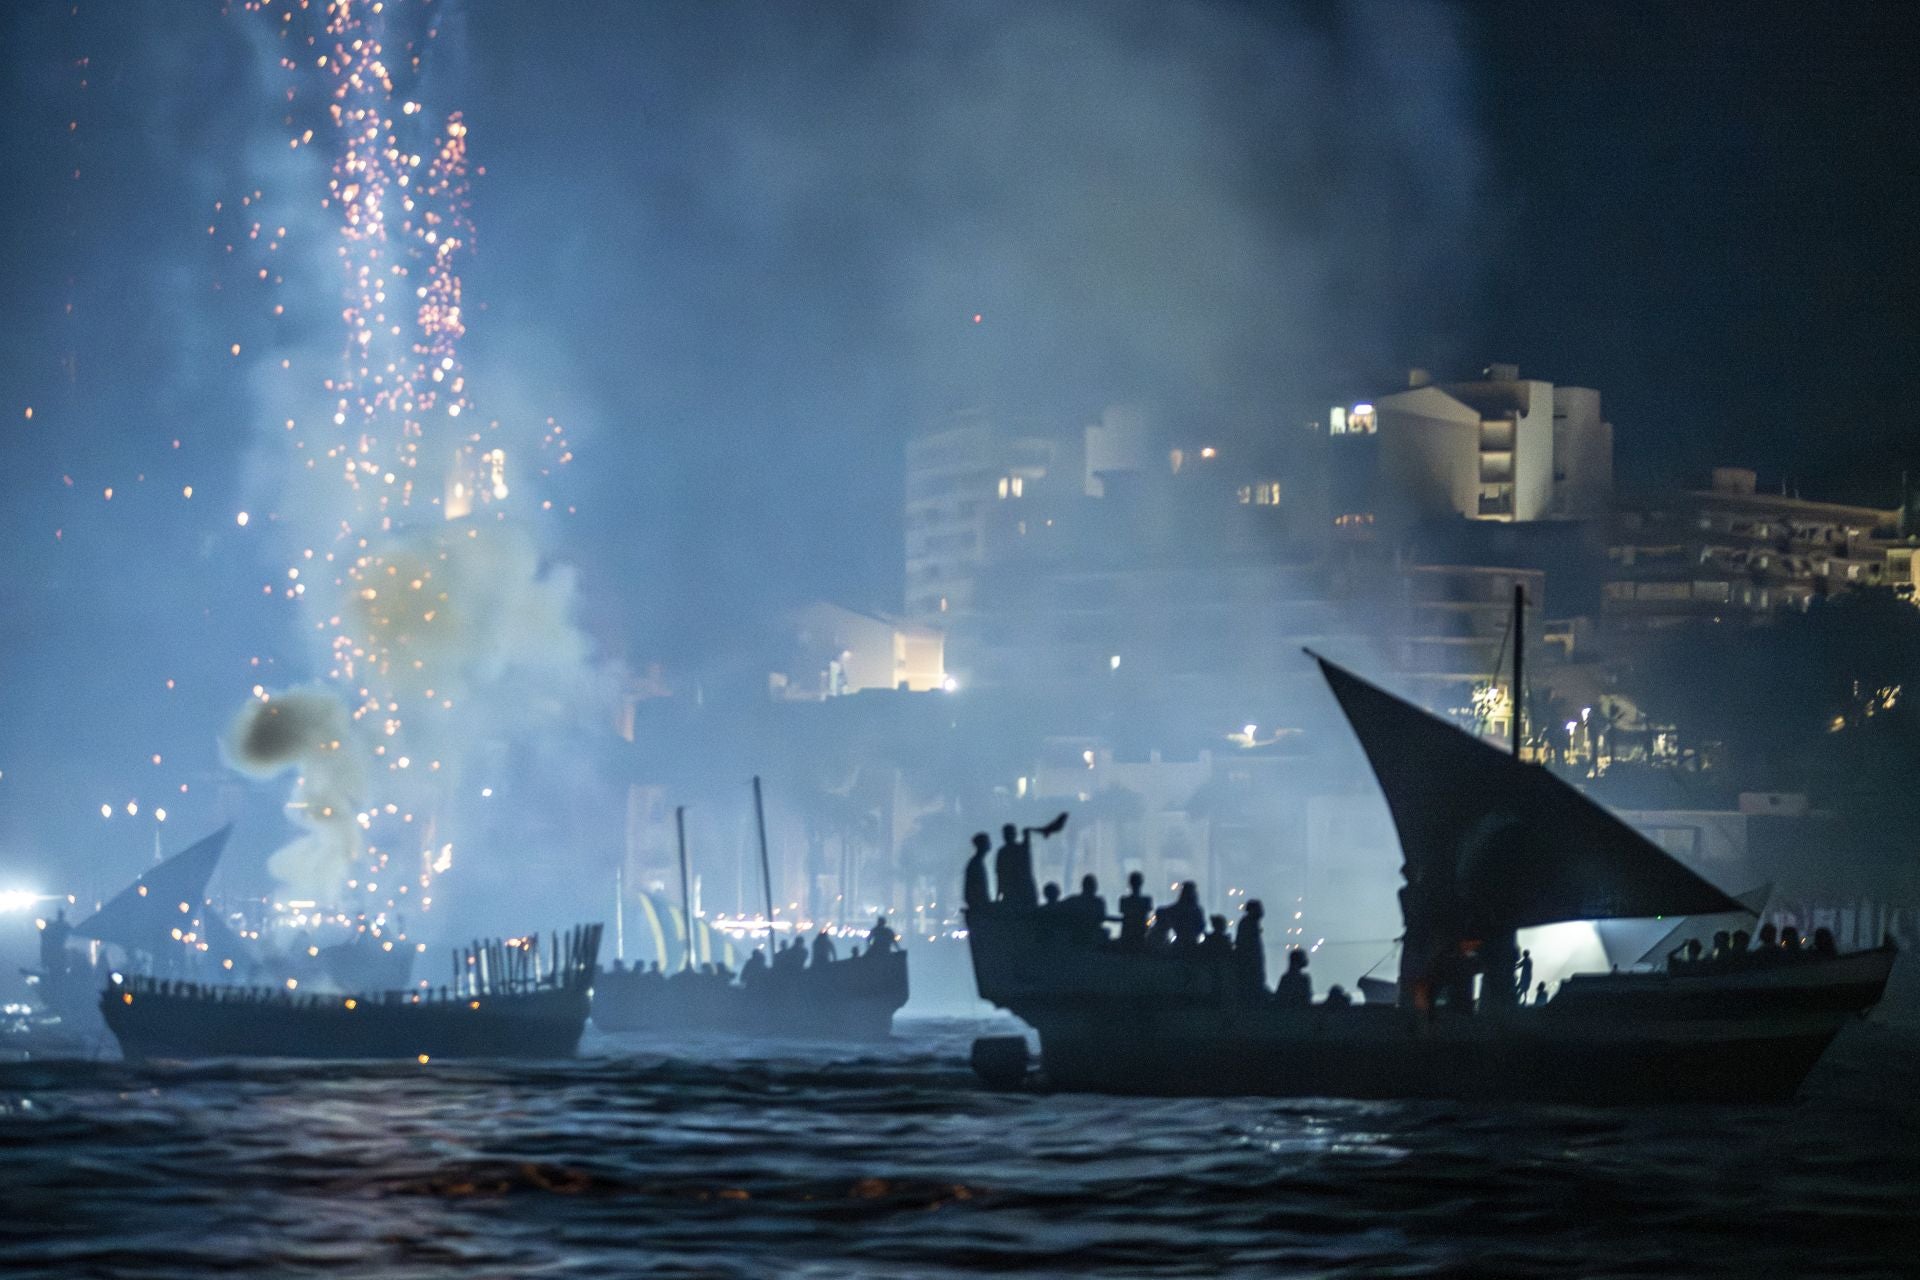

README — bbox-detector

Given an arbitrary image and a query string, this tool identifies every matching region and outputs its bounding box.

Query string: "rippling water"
[2,1018,1917,1278]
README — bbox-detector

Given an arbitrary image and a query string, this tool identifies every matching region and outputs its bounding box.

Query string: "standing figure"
[811,929,838,968]
[1155,881,1205,946]
[868,916,899,955]
[1514,948,1534,1001]
[39,909,72,976]
[1200,914,1233,959]
[963,833,993,911]
[1234,899,1267,996]
[994,823,1038,910]
[1066,874,1107,945]
[1275,948,1312,1007]
[1117,871,1151,949]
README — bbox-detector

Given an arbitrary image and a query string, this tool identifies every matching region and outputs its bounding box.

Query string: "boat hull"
[969,912,1896,1103]
[101,986,591,1061]
[593,952,908,1041]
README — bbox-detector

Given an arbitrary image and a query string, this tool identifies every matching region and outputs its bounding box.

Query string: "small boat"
[966,631,1896,1103]
[591,785,909,1041]
[101,925,602,1061]
[592,949,908,1041]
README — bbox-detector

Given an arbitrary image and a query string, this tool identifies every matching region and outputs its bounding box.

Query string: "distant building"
[1604,467,1909,627]
[904,411,1063,625]
[1331,363,1614,526]
[771,603,948,700]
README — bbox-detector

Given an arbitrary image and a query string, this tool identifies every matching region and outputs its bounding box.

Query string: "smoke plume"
[224,690,366,899]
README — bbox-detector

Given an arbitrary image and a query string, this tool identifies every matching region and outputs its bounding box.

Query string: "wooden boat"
[101,925,601,1062]
[967,646,1896,1103]
[591,785,909,1041]
[592,949,908,1041]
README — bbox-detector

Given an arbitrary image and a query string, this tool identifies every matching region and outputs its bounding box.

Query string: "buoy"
[970,1035,1030,1090]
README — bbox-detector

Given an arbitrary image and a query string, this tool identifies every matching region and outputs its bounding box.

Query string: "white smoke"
[223,689,366,899]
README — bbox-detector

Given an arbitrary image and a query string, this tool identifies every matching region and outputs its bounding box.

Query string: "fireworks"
[208,0,590,908]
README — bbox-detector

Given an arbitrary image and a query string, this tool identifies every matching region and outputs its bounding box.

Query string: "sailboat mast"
[675,805,693,972]
[1511,582,1525,759]
[614,862,626,962]
[752,776,777,956]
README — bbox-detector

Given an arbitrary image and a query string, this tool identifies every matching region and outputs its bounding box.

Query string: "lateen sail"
[73,825,243,958]
[1315,657,1745,930]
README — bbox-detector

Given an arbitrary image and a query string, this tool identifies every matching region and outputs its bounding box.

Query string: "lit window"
[1330,406,1347,435]
[1237,485,1252,504]
[1348,405,1377,435]
[1255,482,1281,506]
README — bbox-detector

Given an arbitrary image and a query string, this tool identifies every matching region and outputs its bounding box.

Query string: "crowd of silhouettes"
[1667,922,1841,974]
[965,824,1339,1005]
[607,913,901,994]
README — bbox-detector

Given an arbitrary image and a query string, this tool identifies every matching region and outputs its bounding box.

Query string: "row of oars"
[449,923,604,997]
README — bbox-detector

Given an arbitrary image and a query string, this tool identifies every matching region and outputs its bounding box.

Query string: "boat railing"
[107,923,605,1010]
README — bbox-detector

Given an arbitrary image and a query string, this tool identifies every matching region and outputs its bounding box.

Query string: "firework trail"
[225,0,596,906]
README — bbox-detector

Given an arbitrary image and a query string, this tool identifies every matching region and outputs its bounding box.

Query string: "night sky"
[1,0,1915,892]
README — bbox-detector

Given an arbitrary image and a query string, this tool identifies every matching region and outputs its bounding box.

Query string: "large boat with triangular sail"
[966,625,1896,1103]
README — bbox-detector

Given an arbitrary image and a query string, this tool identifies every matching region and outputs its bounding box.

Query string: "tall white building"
[1332,363,1613,525]
[904,410,1061,624]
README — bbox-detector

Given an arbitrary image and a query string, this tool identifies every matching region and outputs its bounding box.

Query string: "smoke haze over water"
[0,0,1488,915]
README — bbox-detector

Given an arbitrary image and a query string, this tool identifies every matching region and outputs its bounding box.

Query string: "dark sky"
[0,0,1915,887]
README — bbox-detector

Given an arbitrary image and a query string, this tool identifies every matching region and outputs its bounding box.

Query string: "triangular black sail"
[1314,657,1745,929]
[73,825,234,956]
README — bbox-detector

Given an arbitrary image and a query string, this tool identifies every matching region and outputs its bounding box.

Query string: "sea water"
[2,1018,1916,1278]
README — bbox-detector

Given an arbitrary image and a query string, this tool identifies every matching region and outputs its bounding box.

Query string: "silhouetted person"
[1754,923,1778,956]
[963,833,992,911]
[776,938,807,973]
[1514,948,1533,999]
[1323,984,1352,1009]
[868,916,898,955]
[1275,948,1312,1007]
[1779,926,1803,954]
[611,958,628,973]
[1117,872,1151,949]
[995,823,1038,910]
[1710,930,1733,963]
[1533,981,1548,1005]
[740,950,769,986]
[1669,937,1703,970]
[811,929,838,968]
[1812,926,1837,957]
[1066,875,1107,945]
[1234,900,1267,996]
[39,909,71,974]
[1155,881,1205,947]
[1036,882,1070,945]
[1200,914,1233,960]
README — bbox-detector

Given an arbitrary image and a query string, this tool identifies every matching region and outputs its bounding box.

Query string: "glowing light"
[0,890,46,915]
[235,511,250,527]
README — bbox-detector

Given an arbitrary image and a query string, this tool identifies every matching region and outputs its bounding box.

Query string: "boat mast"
[613,862,626,962]
[1511,582,1525,759]
[752,776,777,957]
[675,805,694,972]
